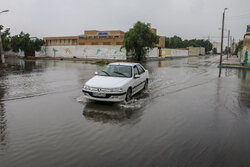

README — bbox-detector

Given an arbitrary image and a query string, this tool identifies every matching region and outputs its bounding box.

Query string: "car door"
[136,64,147,90]
[132,66,142,94]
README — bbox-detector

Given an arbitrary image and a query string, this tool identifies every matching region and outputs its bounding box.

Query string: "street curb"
[146,55,212,62]
[218,65,250,70]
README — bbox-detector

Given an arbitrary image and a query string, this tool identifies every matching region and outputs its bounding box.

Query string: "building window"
[103,42,111,45]
[60,39,62,43]
[100,36,107,39]
[116,42,123,45]
[79,42,85,45]
[91,42,98,45]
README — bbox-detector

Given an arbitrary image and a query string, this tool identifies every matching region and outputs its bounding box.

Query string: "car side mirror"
[94,72,98,75]
[134,74,140,79]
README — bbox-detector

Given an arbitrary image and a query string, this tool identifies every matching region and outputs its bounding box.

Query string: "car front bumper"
[82,89,126,102]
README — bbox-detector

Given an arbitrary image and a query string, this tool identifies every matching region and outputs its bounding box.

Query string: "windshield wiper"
[114,71,127,77]
[101,70,110,76]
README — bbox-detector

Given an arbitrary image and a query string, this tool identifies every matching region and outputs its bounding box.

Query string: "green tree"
[234,40,243,55]
[213,48,217,54]
[164,36,212,53]
[0,25,11,52]
[123,21,159,61]
[11,32,44,57]
[165,35,184,48]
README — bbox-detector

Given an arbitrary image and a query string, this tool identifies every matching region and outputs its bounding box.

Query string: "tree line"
[0,25,44,58]
[165,35,213,53]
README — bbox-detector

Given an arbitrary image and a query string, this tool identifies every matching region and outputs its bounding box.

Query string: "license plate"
[92,92,106,97]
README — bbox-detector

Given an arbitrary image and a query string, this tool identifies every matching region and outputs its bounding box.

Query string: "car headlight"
[110,88,123,92]
[83,85,90,90]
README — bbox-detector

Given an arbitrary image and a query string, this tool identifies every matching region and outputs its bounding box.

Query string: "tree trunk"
[24,50,35,58]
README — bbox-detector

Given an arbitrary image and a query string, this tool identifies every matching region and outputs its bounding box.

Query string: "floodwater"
[0,56,249,167]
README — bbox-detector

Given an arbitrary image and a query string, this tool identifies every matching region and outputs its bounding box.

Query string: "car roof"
[109,62,139,66]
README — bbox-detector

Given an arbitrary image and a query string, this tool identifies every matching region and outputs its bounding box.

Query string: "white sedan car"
[82,62,149,102]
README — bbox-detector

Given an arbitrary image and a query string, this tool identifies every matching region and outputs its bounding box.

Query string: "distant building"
[241,25,250,61]
[43,28,165,48]
[212,42,221,54]
[78,30,125,45]
[43,36,79,46]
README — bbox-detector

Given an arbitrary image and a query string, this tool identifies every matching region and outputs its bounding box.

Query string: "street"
[0,55,250,167]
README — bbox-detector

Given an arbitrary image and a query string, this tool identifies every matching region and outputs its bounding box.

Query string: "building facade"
[43,29,165,48]
[240,25,250,63]
[43,36,79,46]
[212,42,221,54]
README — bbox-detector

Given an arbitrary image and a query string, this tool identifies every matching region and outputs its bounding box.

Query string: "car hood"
[85,76,131,88]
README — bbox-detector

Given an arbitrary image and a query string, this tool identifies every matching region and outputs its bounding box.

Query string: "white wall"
[161,48,188,57]
[36,45,127,60]
[147,48,159,57]
[172,49,189,56]
[36,45,160,59]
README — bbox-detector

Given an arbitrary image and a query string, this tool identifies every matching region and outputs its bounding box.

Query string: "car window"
[99,65,132,78]
[136,64,145,74]
[134,66,139,76]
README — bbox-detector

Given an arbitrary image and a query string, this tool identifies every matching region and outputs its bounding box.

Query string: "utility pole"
[0,10,9,64]
[227,30,230,59]
[232,38,235,55]
[208,35,210,55]
[219,8,227,77]
[230,36,232,56]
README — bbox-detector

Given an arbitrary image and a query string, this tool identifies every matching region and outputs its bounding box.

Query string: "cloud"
[0,0,249,42]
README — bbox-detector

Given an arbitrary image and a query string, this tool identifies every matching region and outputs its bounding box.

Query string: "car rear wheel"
[125,88,132,102]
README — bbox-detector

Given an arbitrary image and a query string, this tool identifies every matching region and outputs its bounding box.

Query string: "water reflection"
[237,70,250,110]
[5,57,44,73]
[83,101,142,124]
[0,80,7,150]
[239,70,250,81]
[186,57,199,66]
[158,60,171,67]
[224,68,236,77]
[24,60,37,72]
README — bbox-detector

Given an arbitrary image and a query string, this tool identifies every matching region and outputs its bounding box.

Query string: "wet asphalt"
[0,56,250,167]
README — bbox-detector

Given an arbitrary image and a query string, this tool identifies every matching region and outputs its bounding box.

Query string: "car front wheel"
[125,88,132,102]
[144,79,148,90]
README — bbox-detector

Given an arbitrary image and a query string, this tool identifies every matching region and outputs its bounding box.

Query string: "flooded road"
[0,56,250,167]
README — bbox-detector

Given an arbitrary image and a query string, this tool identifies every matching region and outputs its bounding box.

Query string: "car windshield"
[98,65,132,78]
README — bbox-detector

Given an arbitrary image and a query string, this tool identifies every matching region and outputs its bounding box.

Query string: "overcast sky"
[1,0,250,42]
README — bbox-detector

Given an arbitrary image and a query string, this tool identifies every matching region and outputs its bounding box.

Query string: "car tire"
[144,79,148,90]
[125,88,132,102]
